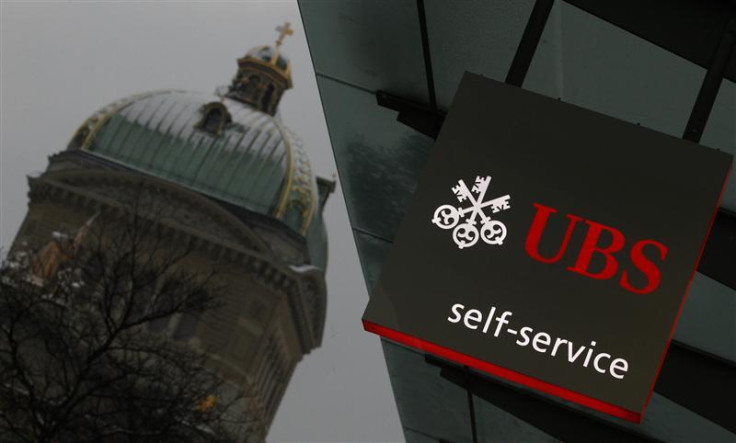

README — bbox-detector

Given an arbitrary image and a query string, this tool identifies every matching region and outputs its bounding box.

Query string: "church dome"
[66,89,326,266]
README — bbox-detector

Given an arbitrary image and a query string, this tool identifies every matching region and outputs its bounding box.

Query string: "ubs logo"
[431,175,511,249]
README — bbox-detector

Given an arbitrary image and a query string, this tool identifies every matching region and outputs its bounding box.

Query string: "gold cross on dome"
[275,22,293,48]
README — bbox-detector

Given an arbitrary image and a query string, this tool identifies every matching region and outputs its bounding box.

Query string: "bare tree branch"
[0,194,245,442]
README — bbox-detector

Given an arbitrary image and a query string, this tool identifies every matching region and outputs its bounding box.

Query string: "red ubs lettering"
[525,203,668,294]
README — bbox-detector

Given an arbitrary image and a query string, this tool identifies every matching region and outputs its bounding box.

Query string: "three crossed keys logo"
[431,175,511,249]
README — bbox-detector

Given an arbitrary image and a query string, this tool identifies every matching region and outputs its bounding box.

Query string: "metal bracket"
[376,91,446,139]
[683,17,736,142]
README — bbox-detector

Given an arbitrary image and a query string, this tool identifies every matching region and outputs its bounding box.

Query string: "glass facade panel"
[674,273,736,362]
[301,0,429,103]
[382,341,476,443]
[472,393,558,443]
[528,3,707,139]
[424,0,546,107]
[315,76,434,241]
[353,231,393,291]
[701,79,735,211]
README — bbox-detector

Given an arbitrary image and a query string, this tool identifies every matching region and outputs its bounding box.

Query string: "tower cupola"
[226,22,294,115]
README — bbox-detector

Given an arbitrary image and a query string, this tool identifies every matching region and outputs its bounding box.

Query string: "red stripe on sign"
[362,319,642,423]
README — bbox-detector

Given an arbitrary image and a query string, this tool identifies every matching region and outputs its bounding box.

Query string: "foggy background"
[0,1,403,442]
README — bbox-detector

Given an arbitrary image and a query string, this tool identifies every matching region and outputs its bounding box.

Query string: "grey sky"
[0,1,403,442]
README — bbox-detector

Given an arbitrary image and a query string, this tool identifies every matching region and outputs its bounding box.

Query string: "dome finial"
[275,22,293,50]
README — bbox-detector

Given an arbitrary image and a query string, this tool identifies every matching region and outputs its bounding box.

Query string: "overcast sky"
[0,1,403,442]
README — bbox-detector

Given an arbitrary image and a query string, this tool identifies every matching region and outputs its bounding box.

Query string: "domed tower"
[11,23,333,441]
[227,22,294,116]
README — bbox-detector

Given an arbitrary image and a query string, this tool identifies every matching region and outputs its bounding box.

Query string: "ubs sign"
[362,73,732,422]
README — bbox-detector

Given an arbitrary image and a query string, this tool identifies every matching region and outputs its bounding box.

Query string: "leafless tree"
[0,196,246,442]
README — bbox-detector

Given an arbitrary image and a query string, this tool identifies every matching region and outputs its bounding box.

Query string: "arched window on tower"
[261,84,275,112]
[243,75,261,96]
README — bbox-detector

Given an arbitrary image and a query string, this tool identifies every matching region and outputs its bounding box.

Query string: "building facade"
[300,1,735,442]
[9,26,332,441]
